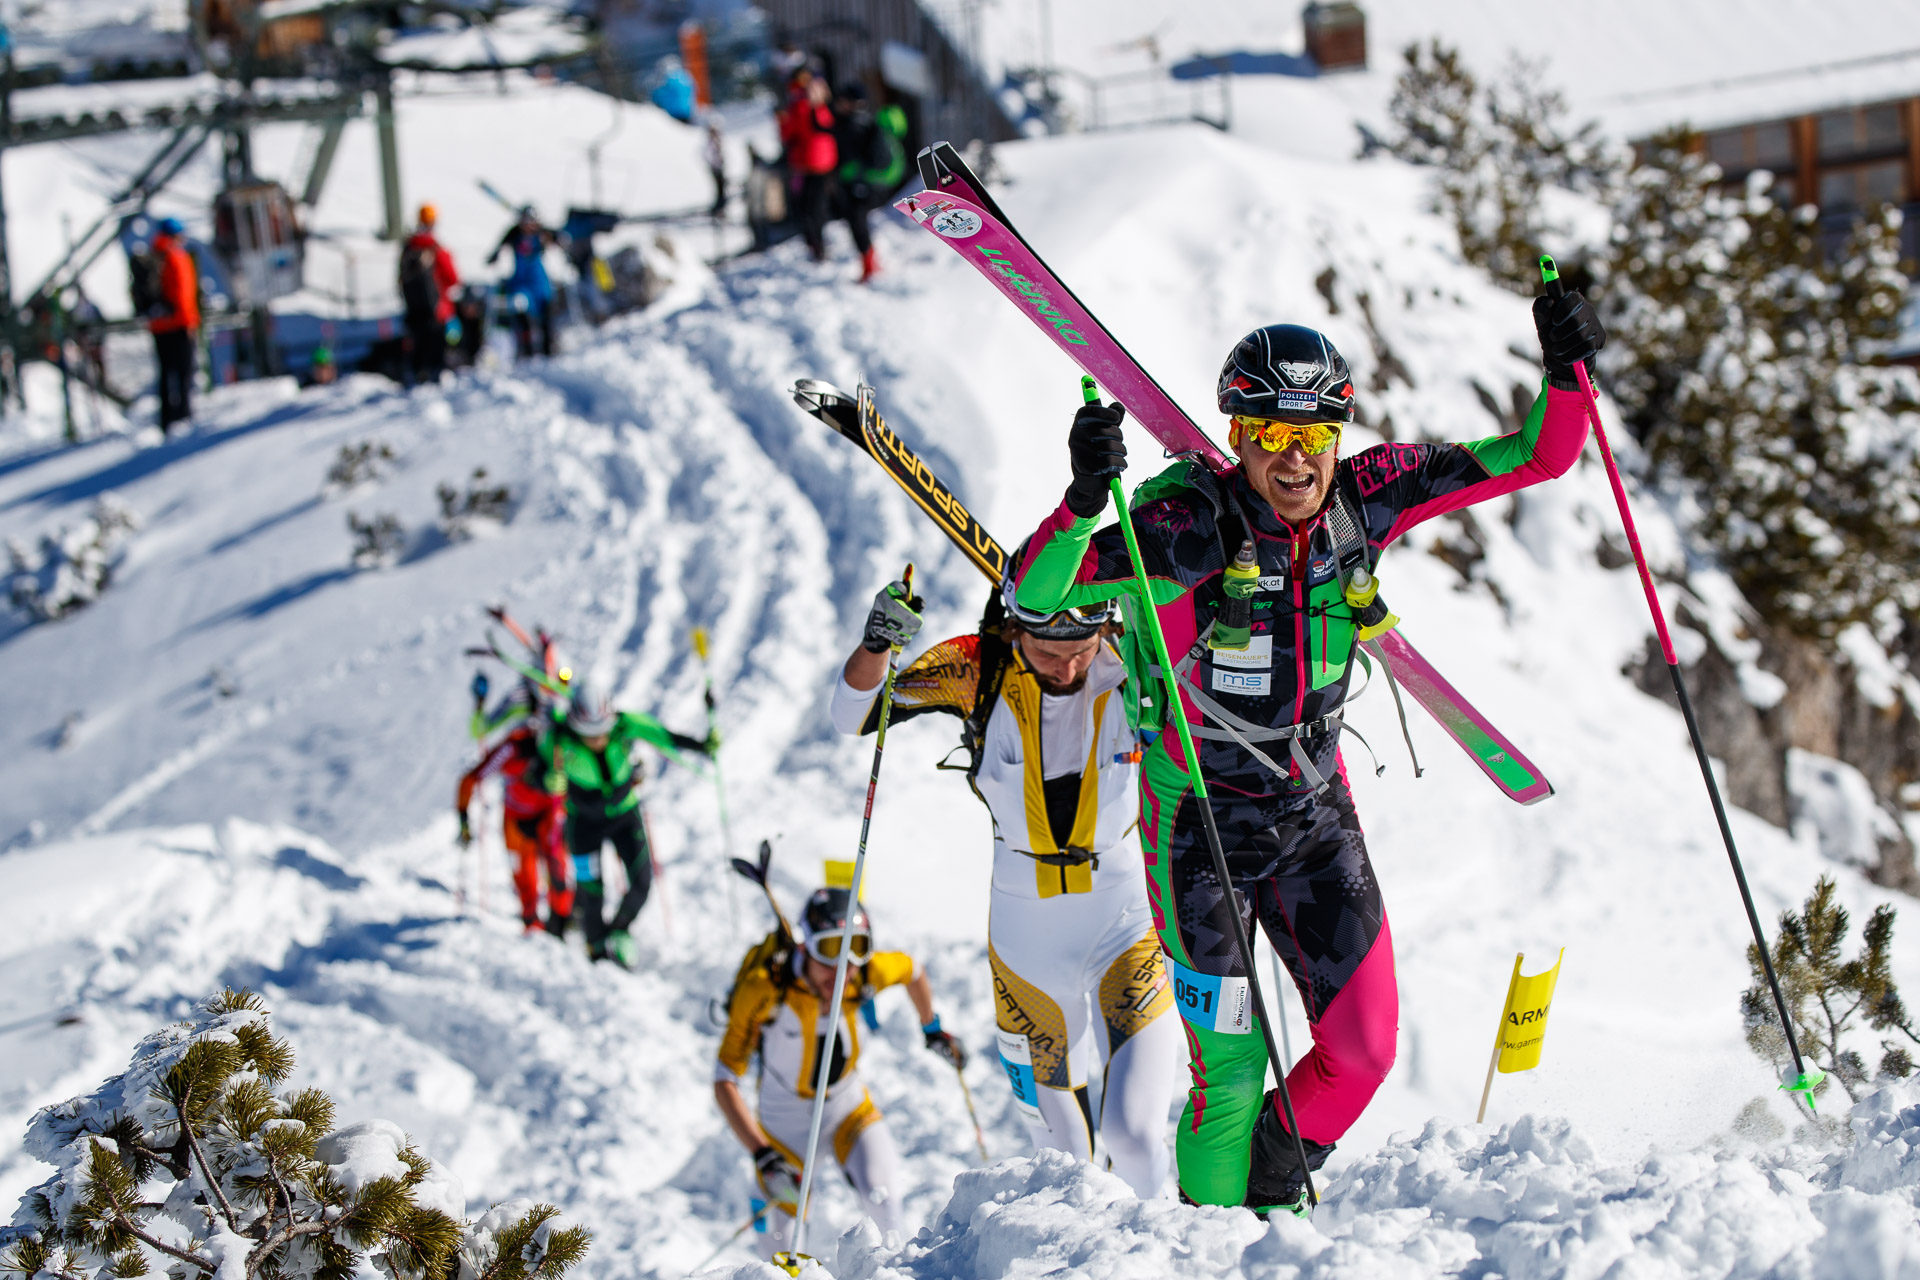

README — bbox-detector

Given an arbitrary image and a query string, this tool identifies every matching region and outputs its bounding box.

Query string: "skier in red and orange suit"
[456,726,572,934]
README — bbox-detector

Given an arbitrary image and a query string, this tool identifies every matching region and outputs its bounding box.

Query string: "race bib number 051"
[1168,959,1252,1034]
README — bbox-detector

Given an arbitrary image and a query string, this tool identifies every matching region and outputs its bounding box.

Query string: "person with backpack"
[488,207,559,359]
[777,69,836,263]
[146,217,199,434]
[543,680,713,967]
[828,575,1182,1198]
[1007,305,1603,1214]
[831,82,899,282]
[398,203,460,384]
[714,886,964,1258]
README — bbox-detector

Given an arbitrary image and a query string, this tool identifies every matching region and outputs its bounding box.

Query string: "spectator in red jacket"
[399,203,461,383]
[778,69,837,262]
[147,217,199,434]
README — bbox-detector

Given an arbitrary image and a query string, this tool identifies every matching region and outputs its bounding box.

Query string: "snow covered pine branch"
[0,990,591,1280]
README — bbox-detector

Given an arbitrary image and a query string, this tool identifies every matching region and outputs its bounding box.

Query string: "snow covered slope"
[5,119,1920,1275]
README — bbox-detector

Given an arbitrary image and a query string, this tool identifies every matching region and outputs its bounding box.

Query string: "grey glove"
[861,579,924,653]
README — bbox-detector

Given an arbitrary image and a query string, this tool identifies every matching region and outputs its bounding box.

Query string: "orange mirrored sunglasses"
[1230,416,1343,455]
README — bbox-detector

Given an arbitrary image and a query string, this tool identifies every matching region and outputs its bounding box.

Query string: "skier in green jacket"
[546,680,714,966]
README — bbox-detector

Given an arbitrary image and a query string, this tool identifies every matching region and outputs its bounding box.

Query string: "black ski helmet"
[1217,325,1355,424]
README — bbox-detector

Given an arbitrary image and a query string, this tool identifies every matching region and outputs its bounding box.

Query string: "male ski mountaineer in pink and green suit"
[1007,297,1604,1212]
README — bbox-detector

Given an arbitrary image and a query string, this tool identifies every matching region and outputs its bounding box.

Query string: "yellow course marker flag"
[823,858,864,898]
[1476,949,1565,1123]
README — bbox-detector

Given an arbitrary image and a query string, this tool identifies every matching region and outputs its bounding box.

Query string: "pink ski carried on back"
[896,143,1230,472]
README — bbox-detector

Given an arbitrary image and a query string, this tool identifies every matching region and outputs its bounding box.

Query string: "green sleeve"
[619,711,691,766]
[1013,502,1188,618]
[1462,378,1551,476]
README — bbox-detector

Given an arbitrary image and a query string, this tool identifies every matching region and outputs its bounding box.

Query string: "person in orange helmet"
[398,203,461,383]
[147,217,200,433]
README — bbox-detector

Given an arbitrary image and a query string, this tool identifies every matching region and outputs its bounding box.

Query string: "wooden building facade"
[1699,96,1920,260]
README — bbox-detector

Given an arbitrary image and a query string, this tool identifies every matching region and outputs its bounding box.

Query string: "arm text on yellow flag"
[1477,949,1564,1123]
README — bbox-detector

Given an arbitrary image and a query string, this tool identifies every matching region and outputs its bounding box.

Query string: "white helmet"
[566,680,616,736]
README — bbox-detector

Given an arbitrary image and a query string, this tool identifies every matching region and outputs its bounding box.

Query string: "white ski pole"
[782,564,913,1266]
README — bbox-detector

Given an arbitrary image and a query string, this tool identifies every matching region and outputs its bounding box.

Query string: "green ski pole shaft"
[708,701,739,937]
[790,564,913,1258]
[693,628,740,936]
[1537,257,1819,1107]
[1092,377,1319,1206]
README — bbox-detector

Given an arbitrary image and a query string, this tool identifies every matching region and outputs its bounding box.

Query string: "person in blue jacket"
[488,207,559,359]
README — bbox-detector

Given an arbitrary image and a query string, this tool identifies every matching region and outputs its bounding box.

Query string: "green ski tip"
[1538,254,1560,285]
[1780,1066,1827,1113]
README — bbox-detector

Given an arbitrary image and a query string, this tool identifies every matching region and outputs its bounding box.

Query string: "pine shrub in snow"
[324,440,397,494]
[5,495,139,621]
[1384,41,1609,292]
[436,469,513,541]
[0,990,590,1280]
[1602,136,1920,642]
[1745,876,1920,1104]
[349,511,405,568]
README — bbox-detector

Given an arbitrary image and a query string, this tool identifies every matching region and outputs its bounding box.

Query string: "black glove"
[752,1144,799,1205]
[861,580,924,654]
[924,1023,967,1070]
[1065,401,1128,519]
[669,730,713,758]
[1532,290,1607,391]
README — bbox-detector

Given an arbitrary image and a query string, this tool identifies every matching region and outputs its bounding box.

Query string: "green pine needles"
[1744,877,1920,1108]
[1385,42,1920,647]
[1384,40,1611,293]
[0,990,591,1280]
[1605,135,1920,642]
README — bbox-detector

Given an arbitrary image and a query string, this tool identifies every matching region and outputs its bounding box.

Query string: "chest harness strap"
[1144,483,1421,793]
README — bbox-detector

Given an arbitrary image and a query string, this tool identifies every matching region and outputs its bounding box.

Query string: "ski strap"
[1357,643,1424,779]
[1011,845,1099,869]
[1009,819,1139,869]
[1324,487,1423,776]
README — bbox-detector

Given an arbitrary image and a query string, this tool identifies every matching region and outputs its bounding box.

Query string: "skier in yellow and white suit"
[831,572,1181,1196]
[714,886,965,1256]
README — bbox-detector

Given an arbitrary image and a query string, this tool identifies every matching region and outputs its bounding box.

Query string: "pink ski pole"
[1539,255,1821,1109]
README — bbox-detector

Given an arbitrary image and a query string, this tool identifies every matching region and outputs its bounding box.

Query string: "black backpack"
[128,250,159,318]
[398,242,439,315]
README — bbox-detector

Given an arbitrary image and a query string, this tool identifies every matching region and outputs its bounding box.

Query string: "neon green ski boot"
[605,929,638,970]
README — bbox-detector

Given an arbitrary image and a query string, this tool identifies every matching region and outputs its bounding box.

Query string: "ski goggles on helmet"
[999,575,1117,641]
[1230,415,1343,455]
[802,927,872,966]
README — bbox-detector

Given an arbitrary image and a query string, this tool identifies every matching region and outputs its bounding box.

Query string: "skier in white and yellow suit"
[830,571,1181,1196]
[714,886,965,1256]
